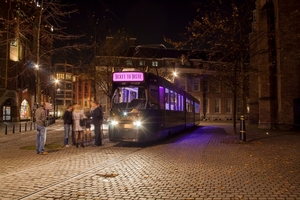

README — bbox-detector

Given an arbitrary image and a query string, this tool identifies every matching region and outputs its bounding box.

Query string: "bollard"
[5,125,7,135]
[13,124,15,133]
[240,115,246,141]
[30,122,32,130]
[25,123,27,131]
[19,123,22,132]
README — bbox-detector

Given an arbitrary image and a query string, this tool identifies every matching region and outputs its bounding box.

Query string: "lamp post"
[56,88,60,118]
[54,79,59,118]
[34,64,39,108]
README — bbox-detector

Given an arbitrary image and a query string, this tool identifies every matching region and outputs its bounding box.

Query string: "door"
[3,106,11,121]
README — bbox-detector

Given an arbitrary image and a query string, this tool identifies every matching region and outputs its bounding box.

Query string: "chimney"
[129,38,137,46]
[106,37,113,45]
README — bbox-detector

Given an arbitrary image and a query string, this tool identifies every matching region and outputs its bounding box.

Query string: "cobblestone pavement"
[0,121,299,200]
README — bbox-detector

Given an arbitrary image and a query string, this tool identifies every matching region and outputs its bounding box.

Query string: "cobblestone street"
[0,121,299,200]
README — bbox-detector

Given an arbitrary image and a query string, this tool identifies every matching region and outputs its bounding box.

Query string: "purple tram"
[109,69,200,143]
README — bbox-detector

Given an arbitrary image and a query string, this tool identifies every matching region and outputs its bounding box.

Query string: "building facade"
[53,63,94,117]
[249,0,300,129]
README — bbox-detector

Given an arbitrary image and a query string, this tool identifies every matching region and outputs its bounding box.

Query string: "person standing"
[91,101,103,146]
[62,104,73,147]
[35,102,48,155]
[72,104,86,147]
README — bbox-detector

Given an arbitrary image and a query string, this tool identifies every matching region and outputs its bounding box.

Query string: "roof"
[123,45,207,60]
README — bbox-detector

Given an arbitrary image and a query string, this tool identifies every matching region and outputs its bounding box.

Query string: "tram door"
[3,105,11,121]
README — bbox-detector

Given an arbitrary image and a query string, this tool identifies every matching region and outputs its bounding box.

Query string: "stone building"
[249,0,300,129]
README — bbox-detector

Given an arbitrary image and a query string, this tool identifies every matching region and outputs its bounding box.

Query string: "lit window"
[152,61,158,67]
[57,73,65,79]
[139,60,145,66]
[66,74,72,80]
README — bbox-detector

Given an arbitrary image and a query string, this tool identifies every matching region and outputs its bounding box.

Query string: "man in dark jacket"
[62,104,73,147]
[91,101,103,146]
[35,102,47,155]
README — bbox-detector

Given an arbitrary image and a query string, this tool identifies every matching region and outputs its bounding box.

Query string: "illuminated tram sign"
[113,72,144,82]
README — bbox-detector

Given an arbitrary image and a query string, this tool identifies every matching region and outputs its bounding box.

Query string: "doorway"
[3,105,11,121]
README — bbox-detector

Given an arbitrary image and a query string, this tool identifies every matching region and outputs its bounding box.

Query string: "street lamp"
[34,64,39,108]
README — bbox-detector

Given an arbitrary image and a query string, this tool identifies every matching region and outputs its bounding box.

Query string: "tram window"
[195,102,200,113]
[149,85,159,109]
[165,88,170,110]
[174,92,178,111]
[186,98,191,112]
[170,90,175,110]
[138,88,146,99]
[179,95,184,111]
[159,86,165,110]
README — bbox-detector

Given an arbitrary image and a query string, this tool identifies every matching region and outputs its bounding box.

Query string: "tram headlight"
[133,120,142,127]
[111,120,118,126]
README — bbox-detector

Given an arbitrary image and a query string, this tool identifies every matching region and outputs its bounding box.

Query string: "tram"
[108,69,200,143]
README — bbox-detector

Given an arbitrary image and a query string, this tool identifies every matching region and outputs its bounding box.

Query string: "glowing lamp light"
[133,121,142,127]
[173,71,177,77]
[111,120,118,125]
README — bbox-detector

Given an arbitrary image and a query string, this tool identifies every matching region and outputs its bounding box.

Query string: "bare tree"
[165,0,255,134]
[0,0,87,104]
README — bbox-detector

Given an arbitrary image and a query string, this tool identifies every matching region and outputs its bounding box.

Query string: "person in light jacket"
[72,104,86,147]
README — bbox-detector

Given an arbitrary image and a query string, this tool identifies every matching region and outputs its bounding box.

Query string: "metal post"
[5,125,7,135]
[25,123,27,131]
[240,115,246,141]
[19,123,22,132]
[12,124,15,133]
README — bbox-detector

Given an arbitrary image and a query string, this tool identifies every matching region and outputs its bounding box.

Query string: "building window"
[203,80,209,92]
[139,60,145,66]
[214,98,220,113]
[204,98,209,114]
[66,83,72,90]
[66,74,72,80]
[126,60,133,66]
[57,73,65,80]
[152,61,158,67]
[225,98,232,113]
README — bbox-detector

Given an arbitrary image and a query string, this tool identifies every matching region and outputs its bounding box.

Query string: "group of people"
[35,100,104,155]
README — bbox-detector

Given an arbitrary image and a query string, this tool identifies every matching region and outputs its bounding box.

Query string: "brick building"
[249,0,300,129]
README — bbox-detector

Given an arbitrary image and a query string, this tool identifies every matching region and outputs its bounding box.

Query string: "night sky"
[62,0,197,46]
